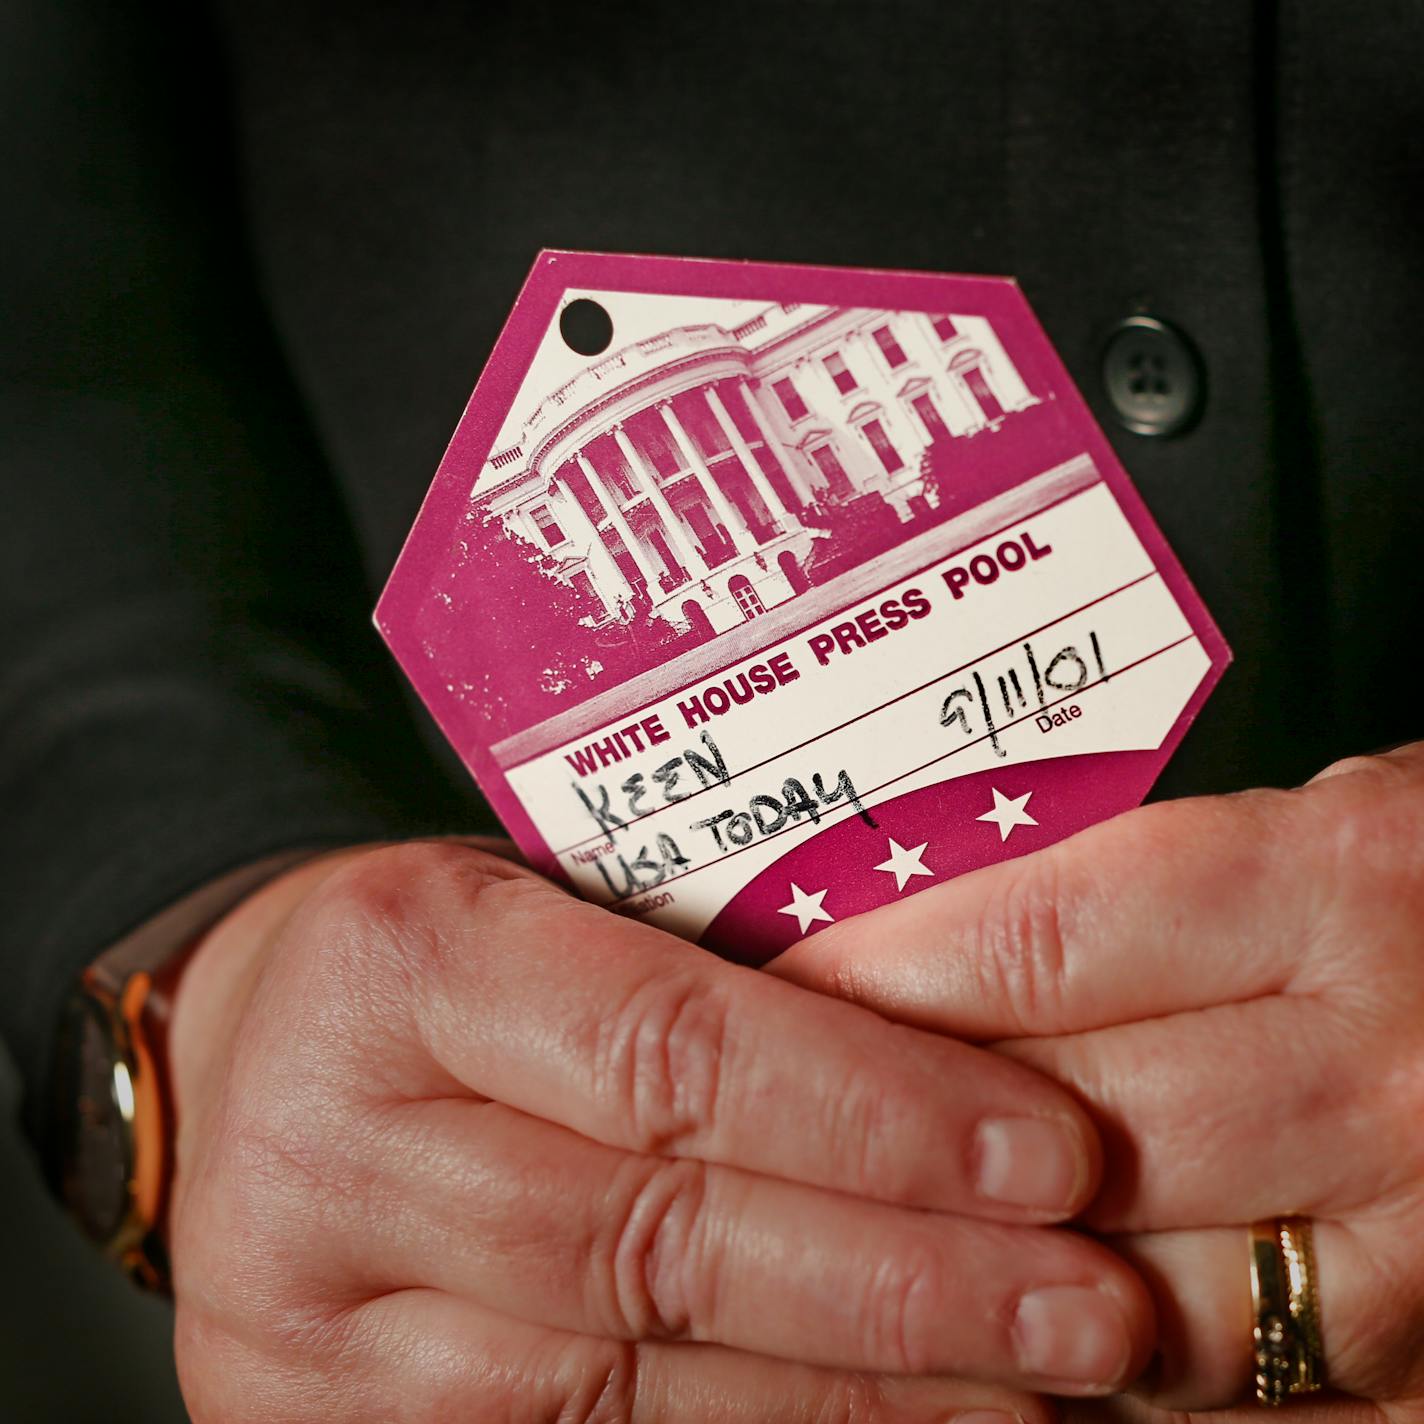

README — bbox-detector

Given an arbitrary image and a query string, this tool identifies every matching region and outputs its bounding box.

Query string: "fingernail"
[974,1116,1084,1212]
[1013,1286,1131,1390]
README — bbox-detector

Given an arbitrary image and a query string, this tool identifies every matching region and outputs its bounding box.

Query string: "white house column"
[703,385,794,528]
[612,424,708,580]
[575,450,663,593]
[550,472,628,614]
[658,400,756,555]
[737,379,815,506]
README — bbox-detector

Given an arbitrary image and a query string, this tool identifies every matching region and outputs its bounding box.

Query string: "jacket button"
[1100,315,1204,436]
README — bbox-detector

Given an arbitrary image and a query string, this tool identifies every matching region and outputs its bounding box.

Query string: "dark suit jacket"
[4,0,1422,1157]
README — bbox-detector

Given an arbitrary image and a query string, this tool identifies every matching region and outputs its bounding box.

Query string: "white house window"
[871,325,908,369]
[961,362,1005,423]
[772,376,810,421]
[930,315,959,342]
[911,392,949,443]
[861,418,903,474]
[809,443,854,499]
[728,574,766,620]
[531,506,565,546]
[822,351,859,395]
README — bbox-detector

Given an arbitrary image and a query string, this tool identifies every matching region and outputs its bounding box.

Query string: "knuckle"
[858,1244,941,1375]
[1298,774,1424,964]
[811,1375,883,1424]
[555,1340,641,1424]
[826,1068,918,1200]
[595,971,731,1156]
[302,840,459,940]
[309,839,523,940]
[603,1157,712,1340]
[1321,784,1391,867]
[1323,778,1424,877]
[972,856,1070,1034]
[1312,741,1424,791]
[1314,752,1387,785]
[1308,744,1421,846]
[296,840,544,1007]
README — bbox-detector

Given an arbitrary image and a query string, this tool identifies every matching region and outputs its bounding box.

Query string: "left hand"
[768,743,1424,1418]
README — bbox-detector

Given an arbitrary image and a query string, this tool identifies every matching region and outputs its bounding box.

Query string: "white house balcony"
[524,324,754,472]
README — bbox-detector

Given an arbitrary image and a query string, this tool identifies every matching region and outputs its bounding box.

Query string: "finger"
[309,843,1103,1222]
[996,997,1418,1232]
[769,746,1424,1043]
[1307,739,1424,786]
[1100,1219,1424,1409]
[431,831,526,863]
[339,1097,1154,1395]
[764,783,1322,1041]
[292,1291,1060,1424]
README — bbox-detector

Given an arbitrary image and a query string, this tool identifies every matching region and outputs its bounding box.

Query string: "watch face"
[51,992,132,1244]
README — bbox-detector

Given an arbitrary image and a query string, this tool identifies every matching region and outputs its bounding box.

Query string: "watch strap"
[77,848,324,1291]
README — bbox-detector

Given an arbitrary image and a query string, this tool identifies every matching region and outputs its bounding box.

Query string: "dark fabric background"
[2,3,1421,1409]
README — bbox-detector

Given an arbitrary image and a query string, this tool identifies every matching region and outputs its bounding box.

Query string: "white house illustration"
[479,303,1035,637]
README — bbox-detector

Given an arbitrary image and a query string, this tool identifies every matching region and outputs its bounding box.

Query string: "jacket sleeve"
[0,1,475,1159]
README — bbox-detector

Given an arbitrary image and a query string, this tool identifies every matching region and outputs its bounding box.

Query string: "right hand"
[165,841,1153,1422]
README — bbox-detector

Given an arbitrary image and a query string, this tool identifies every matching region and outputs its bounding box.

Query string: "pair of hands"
[166,744,1424,1423]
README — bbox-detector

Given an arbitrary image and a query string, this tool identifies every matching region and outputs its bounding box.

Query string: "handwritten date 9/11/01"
[942,631,1109,757]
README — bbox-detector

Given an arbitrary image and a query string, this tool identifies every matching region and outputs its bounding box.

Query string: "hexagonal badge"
[377,251,1229,960]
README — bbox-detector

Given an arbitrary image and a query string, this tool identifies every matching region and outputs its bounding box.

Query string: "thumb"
[763,786,1300,1040]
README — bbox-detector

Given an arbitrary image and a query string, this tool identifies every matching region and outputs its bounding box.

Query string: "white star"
[976,787,1039,841]
[777,882,833,934]
[873,838,934,892]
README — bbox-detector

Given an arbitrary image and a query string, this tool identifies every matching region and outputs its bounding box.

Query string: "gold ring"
[1249,1216,1326,1406]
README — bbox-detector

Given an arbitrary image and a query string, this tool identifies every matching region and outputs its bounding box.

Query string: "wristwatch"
[49,945,190,1292]
[46,851,318,1292]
